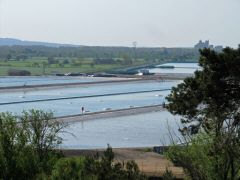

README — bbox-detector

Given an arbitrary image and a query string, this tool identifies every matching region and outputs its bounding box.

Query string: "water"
[0,90,170,116]
[0,81,179,116]
[157,63,200,68]
[0,80,179,103]
[0,76,117,87]
[60,111,182,149]
[0,77,184,149]
[149,63,201,74]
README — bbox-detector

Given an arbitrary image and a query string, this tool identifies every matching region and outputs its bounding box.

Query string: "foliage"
[48,146,146,180]
[0,45,199,62]
[50,157,86,180]
[166,133,214,180]
[8,68,31,76]
[84,145,147,180]
[166,47,240,179]
[0,111,145,180]
[162,168,176,180]
[0,110,64,179]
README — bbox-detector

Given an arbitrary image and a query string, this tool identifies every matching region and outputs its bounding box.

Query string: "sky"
[0,0,239,47]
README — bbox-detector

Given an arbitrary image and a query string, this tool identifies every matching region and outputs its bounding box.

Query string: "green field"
[0,57,145,76]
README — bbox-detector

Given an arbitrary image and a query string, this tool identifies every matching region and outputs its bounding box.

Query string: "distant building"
[194,40,223,51]
[194,40,210,49]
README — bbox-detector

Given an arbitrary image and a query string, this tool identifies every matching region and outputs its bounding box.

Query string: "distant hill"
[0,38,81,47]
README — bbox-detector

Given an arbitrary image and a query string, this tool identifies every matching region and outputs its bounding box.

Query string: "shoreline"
[0,77,140,93]
[0,74,189,93]
[55,105,165,123]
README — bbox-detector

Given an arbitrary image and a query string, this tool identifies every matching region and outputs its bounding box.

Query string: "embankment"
[56,105,165,123]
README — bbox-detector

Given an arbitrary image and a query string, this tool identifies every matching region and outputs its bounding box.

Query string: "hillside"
[0,38,80,47]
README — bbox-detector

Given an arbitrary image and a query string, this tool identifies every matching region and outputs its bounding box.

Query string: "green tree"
[122,54,133,65]
[42,61,48,75]
[0,110,65,179]
[166,47,240,179]
[50,157,87,180]
[50,146,146,180]
[6,54,12,60]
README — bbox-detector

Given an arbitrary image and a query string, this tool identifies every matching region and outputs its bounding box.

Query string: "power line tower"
[132,41,137,61]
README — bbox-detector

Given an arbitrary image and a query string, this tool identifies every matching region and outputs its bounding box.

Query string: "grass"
[0,57,146,76]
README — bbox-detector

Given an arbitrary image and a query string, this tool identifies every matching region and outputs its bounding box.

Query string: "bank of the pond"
[55,105,165,123]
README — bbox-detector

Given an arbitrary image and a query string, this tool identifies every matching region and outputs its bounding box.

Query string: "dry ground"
[62,148,184,179]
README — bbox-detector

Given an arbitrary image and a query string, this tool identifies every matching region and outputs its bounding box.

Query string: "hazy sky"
[0,0,239,47]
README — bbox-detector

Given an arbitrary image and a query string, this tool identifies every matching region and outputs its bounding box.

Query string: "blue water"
[0,76,114,87]
[0,90,171,116]
[0,80,179,104]
[60,111,182,149]
[0,77,184,149]
[157,63,199,68]
[149,63,201,74]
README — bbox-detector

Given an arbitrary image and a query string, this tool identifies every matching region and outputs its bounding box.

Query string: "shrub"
[8,69,31,76]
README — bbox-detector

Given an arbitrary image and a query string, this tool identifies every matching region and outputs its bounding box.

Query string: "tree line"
[0,45,199,63]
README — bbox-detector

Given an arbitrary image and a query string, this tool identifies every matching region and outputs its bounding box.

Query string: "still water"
[0,76,117,87]
[0,77,184,149]
[60,111,182,149]
[0,90,170,116]
[149,63,200,74]
[0,81,179,116]
[0,81,178,103]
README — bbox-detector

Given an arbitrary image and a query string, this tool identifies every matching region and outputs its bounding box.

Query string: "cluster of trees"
[166,46,240,179]
[0,45,199,63]
[0,110,64,179]
[50,147,146,180]
[0,110,146,180]
[8,69,31,76]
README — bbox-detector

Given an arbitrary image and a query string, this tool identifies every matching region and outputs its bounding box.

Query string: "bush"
[166,133,215,180]
[0,110,65,179]
[8,69,31,76]
[48,146,146,180]
[50,157,86,180]
[162,168,176,180]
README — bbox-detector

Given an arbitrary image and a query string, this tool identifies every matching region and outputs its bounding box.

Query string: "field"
[0,57,146,76]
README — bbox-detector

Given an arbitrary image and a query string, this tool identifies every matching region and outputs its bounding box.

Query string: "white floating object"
[103,108,111,111]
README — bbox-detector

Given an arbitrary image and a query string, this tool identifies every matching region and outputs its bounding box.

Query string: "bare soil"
[62,148,184,178]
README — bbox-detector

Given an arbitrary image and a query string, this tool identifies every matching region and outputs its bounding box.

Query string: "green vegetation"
[0,57,145,76]
[0,110,146,179]
[0,45,199,75]
[0,110,64,179]
[166,46,240,179]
